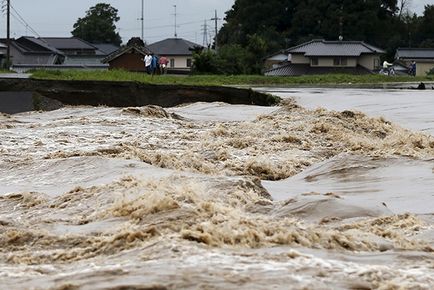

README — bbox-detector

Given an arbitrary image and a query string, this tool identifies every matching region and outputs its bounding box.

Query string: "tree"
[71,3,122,45]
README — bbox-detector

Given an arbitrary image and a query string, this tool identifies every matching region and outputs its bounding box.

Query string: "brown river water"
[1,89,433,289]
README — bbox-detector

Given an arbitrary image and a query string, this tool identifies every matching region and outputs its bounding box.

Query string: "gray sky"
[0,0,433,45]
[0,0,234,45]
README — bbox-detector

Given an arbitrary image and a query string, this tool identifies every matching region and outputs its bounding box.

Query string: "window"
[186,58,192,68]
[333,57,347,66]
[170,58,175,68]
[341,57,347,66]
[311,57,318,66]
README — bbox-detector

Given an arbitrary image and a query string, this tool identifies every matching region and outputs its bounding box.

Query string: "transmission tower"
[210,10,221,50]
[201,20,208,47]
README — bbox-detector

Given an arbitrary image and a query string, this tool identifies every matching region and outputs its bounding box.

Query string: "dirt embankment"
[0,79,279,113]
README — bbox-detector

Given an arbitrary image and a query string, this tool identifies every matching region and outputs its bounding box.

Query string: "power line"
[10,4,41,38]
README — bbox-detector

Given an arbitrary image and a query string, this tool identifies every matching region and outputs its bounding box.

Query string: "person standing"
[150,53,159,76]
[159,56,169,74]
[409,61,417,76]
[144,53,152,74]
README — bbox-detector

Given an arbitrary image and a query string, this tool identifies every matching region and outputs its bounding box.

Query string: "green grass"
[30,69,434,86]
[0,69,15,74]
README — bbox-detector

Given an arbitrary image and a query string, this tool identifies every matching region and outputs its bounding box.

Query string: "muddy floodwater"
[1,88,434,289]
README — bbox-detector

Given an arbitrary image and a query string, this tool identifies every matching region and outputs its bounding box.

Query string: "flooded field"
[1,88,434,289]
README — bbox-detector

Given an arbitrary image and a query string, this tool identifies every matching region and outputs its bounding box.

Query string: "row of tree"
[69,2,434,75]
[194,0,434,74]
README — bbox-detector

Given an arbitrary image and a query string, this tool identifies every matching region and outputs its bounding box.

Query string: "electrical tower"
[210,10,221,51]
[201,20,208,47]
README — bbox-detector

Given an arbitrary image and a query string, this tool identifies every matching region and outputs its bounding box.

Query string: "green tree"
[418,5,434,46]
[71,3,122,45]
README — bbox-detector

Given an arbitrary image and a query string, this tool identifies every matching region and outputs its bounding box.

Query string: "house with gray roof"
[395,48,434,76]
[1,36,112,71]
[40,37,118,65]
[1,36,65,66]
[148,38,203,73]
[265,39,385,76]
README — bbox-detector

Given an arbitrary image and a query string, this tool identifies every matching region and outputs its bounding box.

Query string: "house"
[147,38,203,73]
[39,37,117,65]
[395,48,434,76]
[265,39,385,76]
[0,42,7,66]
[102,44,152,72]
[1,36,65,65]
[0,36,112,72]
[263,50,290,70]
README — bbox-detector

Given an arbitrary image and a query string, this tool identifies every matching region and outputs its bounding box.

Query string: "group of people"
[143,53,169,76]
[382,60,417,76]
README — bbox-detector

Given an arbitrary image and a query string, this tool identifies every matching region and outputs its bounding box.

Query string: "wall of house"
[109,52,145,72]
[167,56,193,69]
[312,57,357,67]
[291,54,310,64]
[10,46,57,65]
[64,56,105,65]
[416,61,434,76]
[358,55,380,70]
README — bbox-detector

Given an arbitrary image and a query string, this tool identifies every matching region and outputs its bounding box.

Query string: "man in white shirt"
[144,54,152,74]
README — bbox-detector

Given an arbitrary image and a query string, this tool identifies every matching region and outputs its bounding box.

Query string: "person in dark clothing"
[150,54,159,76]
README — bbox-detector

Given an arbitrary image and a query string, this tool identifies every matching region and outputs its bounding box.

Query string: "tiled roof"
[40,37,96,50]
[396,48,434,59]
[288,39,385,57]
[102,45,152,63]
[92,43,120,55]
[148,38,202,56]
[265,62,372,76]
[13,37,64,55]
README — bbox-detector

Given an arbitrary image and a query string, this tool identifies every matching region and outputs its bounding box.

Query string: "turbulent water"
[1,89,434,289]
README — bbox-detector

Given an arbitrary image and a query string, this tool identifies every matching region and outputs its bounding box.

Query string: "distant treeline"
[193,0,434,74]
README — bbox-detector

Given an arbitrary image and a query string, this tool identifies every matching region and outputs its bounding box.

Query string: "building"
[265,39,385,76]
[147,38,203,73]
[39,37,118,65]
[2,36,64,65]
[0,42,7,67]
[0,36,114,72]
[263,50,289,70]
[395,48,434,76]
[102,45,152,72]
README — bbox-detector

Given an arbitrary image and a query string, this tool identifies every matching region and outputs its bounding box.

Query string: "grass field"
[30,69,434,86]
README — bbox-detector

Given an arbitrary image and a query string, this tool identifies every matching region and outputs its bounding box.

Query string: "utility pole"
[141,0,144,41]
[210,10,220,51]
[173,5,177,38]
[6,0,10,67]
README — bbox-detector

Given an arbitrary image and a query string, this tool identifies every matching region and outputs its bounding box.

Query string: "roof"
[148,38,202,56]
[265,62,372,76]
[396,48,434,59]
[102,45,152,63]
[7,37,64,55]
[287,39,385,57]
[40,37,96,50]
[92,43,120,55]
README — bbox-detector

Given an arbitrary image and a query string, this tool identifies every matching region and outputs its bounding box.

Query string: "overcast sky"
[0,0,234,45]
[0,0,433,45]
